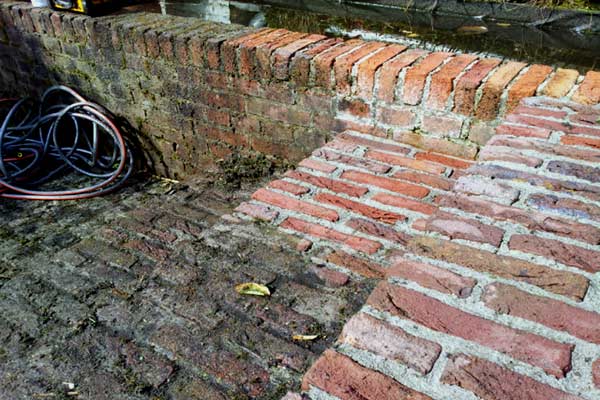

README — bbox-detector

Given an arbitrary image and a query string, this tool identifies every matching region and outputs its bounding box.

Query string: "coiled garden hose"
[0,86,133,200]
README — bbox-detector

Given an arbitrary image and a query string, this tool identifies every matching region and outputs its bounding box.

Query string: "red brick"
[356,44,406,98]
[368,282,574,378]
[441,354,582,400]
[346,218,411,245]
[372,192,436,215]
[237,29,290,75]
[414,152,473,170]
[392,170,454,191]
[440,194,600,245]
[509,234,600,273]
[427,54,477,109]
[403,52,452,105]
[572,70,600,105]
[386,258,476,298]
[235,202,279,222]
[507,113,600,136]
[393,131,478,159]
[310,265,349,287]
[301,350,432,400]
[542,68,579,98]
[285,170,368,197]
[506,64,553,113]
[479,146,543,167]
[495,123,552,138]
[513,105,568,119]
[271,34,326,80]
[333,119,387,138]
[312,39,364,87]
[377,106,416,127]
[377,49,427,103]
[561,135,600,149]
[366,150,446,174]
[593,359,600,389]
[490,135,600,163]
[570,110,600,126]
[255,31,307,79]
[327,250,385,278]
[315,193,406,224]
[408,235,589,300]
[341,170,430,198]
[252,188,339,222]
[453,58,501,115]
[337,132,411,155]
[338,313,441,374]
[424,211,505,246]
[484,283,600,344]
[313,148,391,174]
[298,158,337,173]
[221,28,272,73]
[334,41,387,94]
[281,217,382,254]
[246,98,310,126]
[476,61,527,120]
[421,115,463,138]
[338,98,371,118]
[289,38,341,85]
[267,179,310,196]
[324,137,360,153]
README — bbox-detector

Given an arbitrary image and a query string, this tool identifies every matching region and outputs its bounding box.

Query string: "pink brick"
[365,150,446,175]
[377,105,416,127]
[252,188,339,222]
[315,193,406,224]
[338,313,442,374]
[235,202,278,221]
[478,146,543,167]
[424,211,505,246]
[421,115,463,138]
[298,158,337,173]
[495,123,552,139]
[342,170,430,198]
[426,54,477,109]
[285,170,368,197]
[268,179,310,196]
[310,265,349,287]
[593,359,600,389]
[313,148,391,174]
[372,193,436,215]
[377,49,427,103]
[334,41,387,94]
[368,282,574,378]
[356,44,406,98]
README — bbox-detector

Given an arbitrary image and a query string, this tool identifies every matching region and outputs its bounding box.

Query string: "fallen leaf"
[235,282,271,297]
[496,22,511,27]
[456,26,489,35]
[293,334,319,341]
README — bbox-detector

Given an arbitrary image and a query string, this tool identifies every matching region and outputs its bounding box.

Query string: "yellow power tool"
[49,0,117,16]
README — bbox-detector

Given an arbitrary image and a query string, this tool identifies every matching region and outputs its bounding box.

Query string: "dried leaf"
[235,282,271,297]
[293,334,319,341]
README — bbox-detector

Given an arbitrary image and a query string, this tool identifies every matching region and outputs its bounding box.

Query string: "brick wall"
[1,2,598,179]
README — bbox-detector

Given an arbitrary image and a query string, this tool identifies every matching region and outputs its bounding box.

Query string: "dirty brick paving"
[238,98,600,400]
[0,177,373,399]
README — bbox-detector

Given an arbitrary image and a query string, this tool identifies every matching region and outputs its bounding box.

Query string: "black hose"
[0,86,133,200]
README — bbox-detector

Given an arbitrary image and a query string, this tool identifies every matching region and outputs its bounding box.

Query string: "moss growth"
[216,152,276,189]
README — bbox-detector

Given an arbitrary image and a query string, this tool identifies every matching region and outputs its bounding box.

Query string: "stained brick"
[336,132,411,155]
[281,217,382,254]
[479,146,543,167]
[365,150,446,174]
[356,44,406,98]
[408,235,589,300]
[453,58,501,115]
[377,49,427,103]
[289,38,341,85]
[454,175,520,205]
[313,148,391,174]
[302,350,432,400]
[392,170,454,191]
[509,234,600,273]
[484,283,600,343]
[315,193,406,224]
[414,152,472,170]
[369,282,573,377]
[441,354,582,400]
[495,123,552,139]
[326,250,385,278]
[547,160,600,183]
[252,188,339,222]
[346,218,411,244]
[421,114,463,138]
[377,105,416,127]
[393,131,478,159]
[235,202,279,222]
[527,193,600,223]
[424,211,505,246]
[371,192,436,215]
[285,170,368,197]
[312,39,364,87]
[254,31,307,79]
[386,258,476,298]
[506,64,553,113]
[338,97,371,118]
[338,313,441,374]
[593,359,600,389]
[572,71,600,105]
[268,179,310,196]
[341,170,430,198]
[334,41,387,94]
[271,34,326,80]
[507,113,600,136]
[542,68,579,98]
[476,61,527,120]
[427,54,477,109]
[298,158,337,173]
[403,52,452,105]
[310,265,349,287]
[561,135,600,149]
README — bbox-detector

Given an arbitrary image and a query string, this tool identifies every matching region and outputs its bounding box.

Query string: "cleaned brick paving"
[1,2,600,399]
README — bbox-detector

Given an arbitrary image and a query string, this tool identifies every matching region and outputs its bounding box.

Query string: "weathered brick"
[338,97,371,118]
[572,70,600,105]
[513,105,568,119]
[476,61,527,120]
[561,135,600,149]
[366,150,445,174]
[408,235,589,300]
[298,158,337,173]
[312,39,364,87]
[509,234,599,273]
[333,118,388,137]
[334,41,387,94]
[495,123,552,138]
[542,68,579,98]
[271,34,326,80]
[488,135,600,164]
[252,188,339,221]
[310,265,349,287]
[441,354,582,400]
[425,211,505,246]
[377,49,427,103]
[593,359,600,389]
[440,194,600,245]
[221,28,273,73]
[346,218,411,244]
[338,313,441,374]
[315,193,406,224]
[454,175,520,205]
[313,148,391,174]
[341,170,430,198]
[369,282,573,377]
[386,258,476,298]
[246,98,310,125]
[327,250,385,278]
[372,192,436,215]
[336,132,411,155]
[377,105,416,127]
[507,113,600,136]
[289,38,341,85]
[254,31,307,79]
[392,170,454,191]
[414,152,472,170]
[453,58,501,115]
[393,131,478,159]
[302,350,432,399]
[479,146,543,167]
[268,179,310,196]
[527,193,600,223]
[547,160,600,183]
[356,44,406,98]
[285,170,368,197]
[421,114,464,138]
[281,217,382,254]
[484,283,600,343]
[427,54,477,109]
[506,64,553,113]
[235,202,279,222]
[403,52,452,105]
